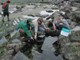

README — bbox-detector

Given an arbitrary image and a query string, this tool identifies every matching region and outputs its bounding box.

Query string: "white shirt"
[32,18,46,38]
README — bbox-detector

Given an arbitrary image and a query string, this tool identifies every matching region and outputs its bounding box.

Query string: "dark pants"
[3,12,9,16]
[2,11,10,22]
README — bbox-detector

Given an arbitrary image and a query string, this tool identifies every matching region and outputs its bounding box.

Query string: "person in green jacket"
[17,19,33,39]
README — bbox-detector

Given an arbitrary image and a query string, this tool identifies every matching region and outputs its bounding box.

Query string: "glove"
[46,28,50,31]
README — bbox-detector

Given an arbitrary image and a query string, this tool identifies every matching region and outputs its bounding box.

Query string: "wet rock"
[12,51,29,60]
[42,36,58,51]
[10,30,19,38]
[70,22,76,29]
[59,37,70,47]
[72,26,80,31]
[0,36,8,46]
[72,7,78,11]
[57,25,80,60]
[11,39,21,44]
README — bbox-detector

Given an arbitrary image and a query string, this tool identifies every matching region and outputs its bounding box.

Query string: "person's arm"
[62,19,70,29]
[16,22,22,30]
[34,23,38,39]
[42,22,47,29]
[53,23,57,30]
[16,23,20,30]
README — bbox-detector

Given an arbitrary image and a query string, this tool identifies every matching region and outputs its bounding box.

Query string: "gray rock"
[13,51,29,60]
[7,43,22,50]
[61,41,80,60]
[12,39,21,44]
[0,36,8,46]
[10,30,18,38]
[72,26,80,31]
[42,36,58,51]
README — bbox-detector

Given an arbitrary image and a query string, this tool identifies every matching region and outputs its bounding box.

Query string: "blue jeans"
[38,25,45,33]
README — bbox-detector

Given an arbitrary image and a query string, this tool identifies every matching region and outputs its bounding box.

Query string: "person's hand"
[46,28,50,31]
[19,29,24,33]
[34,36,37,40]
[54,28,57,31]
[59,23,63,25]
[20,37,25,41]
[31,36,33,40]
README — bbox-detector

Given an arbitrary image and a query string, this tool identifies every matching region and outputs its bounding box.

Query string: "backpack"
[2,2,7,9]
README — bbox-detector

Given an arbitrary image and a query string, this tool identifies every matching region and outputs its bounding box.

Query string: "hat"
[7,0,10,3]
[27,18,32,21]
[37,17,43,22]
[26,18,32,23]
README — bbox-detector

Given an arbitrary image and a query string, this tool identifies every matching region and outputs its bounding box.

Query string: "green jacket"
[17,21,32,37]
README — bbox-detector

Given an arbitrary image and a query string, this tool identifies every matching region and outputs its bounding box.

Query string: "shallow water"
[33,36,63,60]
[18,36,63,60]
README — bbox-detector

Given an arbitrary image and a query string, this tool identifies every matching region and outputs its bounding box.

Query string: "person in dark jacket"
[2,0,10,22]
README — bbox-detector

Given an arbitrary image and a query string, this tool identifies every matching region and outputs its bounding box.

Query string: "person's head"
[6,0,10,4]
[50,15,54,22]
[48,21,53,26]
[26,18,32,25]
[37,17,43,25]
[57,15,63,23]
[1,3,3,5]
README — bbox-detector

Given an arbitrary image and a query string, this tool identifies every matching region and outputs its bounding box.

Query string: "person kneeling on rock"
[32,17,49,40]
[16,18,34,41]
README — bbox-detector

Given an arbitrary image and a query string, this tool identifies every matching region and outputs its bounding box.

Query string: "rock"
[42,36,58,51]
[15,18,20,23]
[0,36,8,46]
[7,50,14,55]
[72,26,80,31]
[70,30,80,42]
[70,22,76,29]
[7,39,21,50]
[71,7,78,11]
[7,40,22,52]
[10,30,18,38]
[63,43,80,60]
[38,35,45,38]
[12,51,29,60]
[12,39,21,44]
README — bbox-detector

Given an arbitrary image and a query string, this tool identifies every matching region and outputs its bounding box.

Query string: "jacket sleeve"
[42,22,46,29]
[16,22,21,30]
[35,23,38,38]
